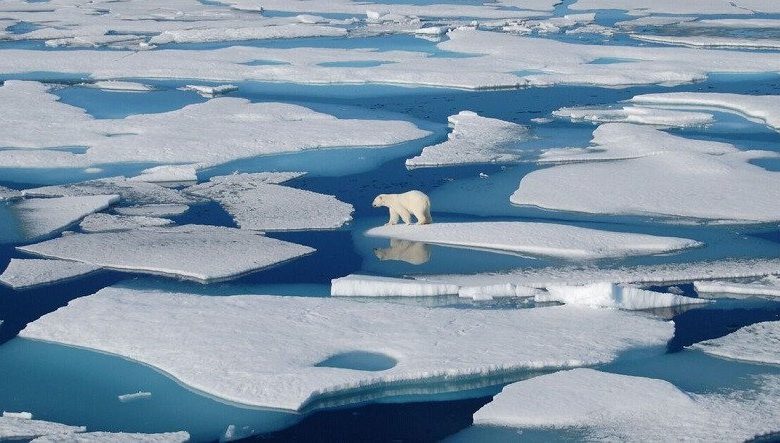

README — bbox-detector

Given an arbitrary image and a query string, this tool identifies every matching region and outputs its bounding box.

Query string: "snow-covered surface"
[553,105,713,127]
[130,165,198,183]
[186,173,353,231]
[331,274,459,297]
[0,185,22,201]
[79,213,173,233]
[631,93,780,132]
[691,321,780,365]
[571,0,780,15]
[149,24,346,44]
[7,195,118,242]
[366,222,700,259]
[472,368,780,442]
[21,286,673,411]
[0,258,101,290]
[31,431,190,443]
[631,34,780,50]
[458,284,540,300]
[18,225,314,282]
[0,81,430,170]
[0,415,85,440]
[26,177,193,205]
[114,204,189,218]
[694,276,780,297]
[514,124,780,223]
[424,258,780,288]
[81,81,154,92]
[180,84,238,97]
[538,282,710,310]
[405,111,530,168]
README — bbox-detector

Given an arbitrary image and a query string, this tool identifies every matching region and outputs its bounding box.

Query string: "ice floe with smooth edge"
[694,276,780,298]
[80,81,154,92]
[691,321,780,365]
[25,177,194,205]
[538,282,709,310]
[423,257,780,288]
[571,0,780,15]
[114,204,189,218]
[0,414,85,440]
[0,82,430,170]
[7,195,118,243]
[30,431,190,442]
[631,34,780,50]
[514,123,780,223]
[0,258,101,290]
[552,105,713,128]
[469,368,780,442]
[21,286,673,411]
[331,274,540,300]
[18,225,314,283]
[130,165,198,184]
[366,222,700,259]
[79,213,173,233]
[0,185,22,201]
[405,111,531,168]
[631,92,780,132]
[186,173,353,231]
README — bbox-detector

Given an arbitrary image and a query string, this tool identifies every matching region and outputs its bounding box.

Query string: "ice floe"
[331,274,459,297]
[180,84,238,98]
[571,0,780,15]
[0,185,22,201]
[405,111,530,168]
[114,204,189,218]
[631,92,780,132]
[691,321,780,365]
[18,225,314,282]
[6,195,118,242]
[117,391,152,403]
[630,34,780,50]
[694,276,780,298]
[185,173,353,231]
[0,414,85,440]
[552,105,713,128]
[80,81,154,92]
[538,282,709,310]
[469,368,780,442]
[0,82,430,171]
[366,222,700,259]
[30,431,190,442]
[79,213,173,233]
[25,177,194,205]
[21,286,673,411]
[130,165,198,184]
[149,24,346,44]
[514,124,780,223]
[0,258,101,290]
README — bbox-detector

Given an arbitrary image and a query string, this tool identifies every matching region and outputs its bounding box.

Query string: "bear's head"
[371,194,386,208]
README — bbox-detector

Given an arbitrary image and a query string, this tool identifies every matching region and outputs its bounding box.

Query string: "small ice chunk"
[366,222,700,259]
[0,185,22,201]
[3,411,33,419]
[406,111,530,168]
[691,321,780,365]
[0,258,101,290]
[694,276,780,298]
[114,204,189,218]
[117,391,152,402]
[331,274,459,297]
[538,282,710,310]
[79,213,173,233]
[8,195,119,242]
[186,173,353,231]
[80,81,154,92]
[131,165,198,183]
[18,225,314,283]
[180,84,239,97]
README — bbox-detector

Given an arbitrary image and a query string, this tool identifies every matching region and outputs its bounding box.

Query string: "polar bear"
[374,239,431,265]
[372,190,432,225]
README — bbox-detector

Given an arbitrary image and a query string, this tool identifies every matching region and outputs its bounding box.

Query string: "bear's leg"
[397,208,412,225]
[412,208,431,225]
[387,208,401,225]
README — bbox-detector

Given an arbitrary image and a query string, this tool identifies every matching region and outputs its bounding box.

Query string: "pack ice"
[0,258,101,290]
[21,286,673,411]
[691,321,780,365]
[6,195,118,243]
[405,111,530,168]
[366,222,700,259]
[17,225,314,282]
[185,173,353,231]
[467,368,780,442]
[513,123,780,223]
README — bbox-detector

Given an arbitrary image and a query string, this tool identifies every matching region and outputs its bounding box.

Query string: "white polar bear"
[372,190,432,225]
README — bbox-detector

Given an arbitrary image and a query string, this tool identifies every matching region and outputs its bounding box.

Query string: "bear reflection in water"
[373,239,431,265]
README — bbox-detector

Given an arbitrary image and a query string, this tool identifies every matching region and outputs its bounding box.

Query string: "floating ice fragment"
[117,391,152,403]
[0,258,101,290]
[553,105,713,127]
[80,81,154,92]
[691,321,780,365]
[26,177,194,205]
[7,195,118,243]
[180,84,239,97]
[21,286,673,411]
[694,276,780,298]
[538,282,710,310]
[114,204,189,218]
[2,411,33,419]
[367,222,700,259]
[79,213,173,233]
[0,415,85,440]
[131,165,198,184]
[331,274,459,297]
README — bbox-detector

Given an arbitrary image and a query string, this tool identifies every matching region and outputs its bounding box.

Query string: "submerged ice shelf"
[21,286,673,411]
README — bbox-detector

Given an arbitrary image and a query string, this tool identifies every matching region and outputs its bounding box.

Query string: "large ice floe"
[17,225,314,282]
[466,368,780,442]
[694,276,780,298]
[537,282,709,310]
[366,222,700,259]
[20,286,673,411]
[0,414,85,440]
[630,92,780,132]
[0,81,430,171]
[331,274,460,298]
[4,195,118,243]
[185,173,353,231]
[405,111,530,168]
[630,34,780,50]
[0,258,101,290]
[691,321,780,365]
[513,123,780,223]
